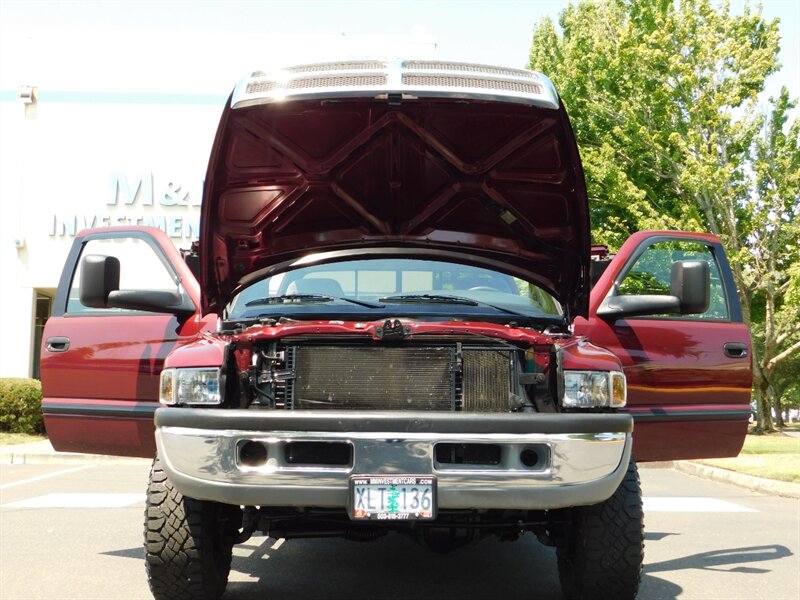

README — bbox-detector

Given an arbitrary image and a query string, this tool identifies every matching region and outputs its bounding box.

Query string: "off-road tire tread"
[557,458,644,600]
[144,458,232,600]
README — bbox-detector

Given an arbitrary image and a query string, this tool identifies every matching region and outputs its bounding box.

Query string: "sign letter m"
[108,172,153,206]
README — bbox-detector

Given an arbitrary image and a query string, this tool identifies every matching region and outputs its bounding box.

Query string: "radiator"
[287,345,512,412]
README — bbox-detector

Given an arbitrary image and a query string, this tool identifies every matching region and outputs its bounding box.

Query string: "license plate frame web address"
[350,475,436,521]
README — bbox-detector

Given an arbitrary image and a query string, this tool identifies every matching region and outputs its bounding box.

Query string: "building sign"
[49,172,202,240]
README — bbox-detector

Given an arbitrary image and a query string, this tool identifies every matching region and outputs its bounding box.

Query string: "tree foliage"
[529,0,800,430]
[746,90,800,426]
[771,349,800,412]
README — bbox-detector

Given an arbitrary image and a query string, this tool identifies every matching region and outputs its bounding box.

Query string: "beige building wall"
[0,28,436,378]
[0,95,219,377]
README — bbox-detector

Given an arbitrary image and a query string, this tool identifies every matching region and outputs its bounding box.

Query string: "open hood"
[201,60,590,319]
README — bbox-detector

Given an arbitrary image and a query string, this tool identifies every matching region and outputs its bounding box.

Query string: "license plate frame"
[349,474,437,521]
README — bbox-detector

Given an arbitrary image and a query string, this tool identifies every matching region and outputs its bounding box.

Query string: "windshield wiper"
[245,294,384,309]
[245,293,334,306]
[379,294,531,319]
[336,297,385,308]
[379,294,479,305]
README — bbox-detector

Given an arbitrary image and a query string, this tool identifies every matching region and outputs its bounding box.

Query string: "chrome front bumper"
[155,409,633,510]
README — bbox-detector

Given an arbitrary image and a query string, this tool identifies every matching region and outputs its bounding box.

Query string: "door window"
[616,240,729,320]
[67,237,180,314]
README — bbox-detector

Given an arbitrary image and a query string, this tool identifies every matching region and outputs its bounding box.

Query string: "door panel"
[576,231,752,462]
[40,228,212,457]
[41,314,189,456]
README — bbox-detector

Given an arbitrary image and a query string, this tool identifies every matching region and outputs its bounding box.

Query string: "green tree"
[746,91,800,428]
[771,347,800,423]
[529,0,799,430]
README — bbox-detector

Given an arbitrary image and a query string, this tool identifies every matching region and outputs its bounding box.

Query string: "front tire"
[556,458,644,600]
[144,458,240,600]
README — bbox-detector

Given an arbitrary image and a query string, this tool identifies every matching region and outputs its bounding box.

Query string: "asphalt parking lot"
[1,463,798,600]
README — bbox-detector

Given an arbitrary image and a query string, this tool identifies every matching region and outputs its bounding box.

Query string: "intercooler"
[283,345,514,412]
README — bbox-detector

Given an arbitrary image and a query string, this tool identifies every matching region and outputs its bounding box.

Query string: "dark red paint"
[40,103,751,462]
[200,99,591,317]
[576,231,752,461]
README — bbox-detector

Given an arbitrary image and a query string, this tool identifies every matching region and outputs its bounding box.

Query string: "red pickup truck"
[40,60,752,600]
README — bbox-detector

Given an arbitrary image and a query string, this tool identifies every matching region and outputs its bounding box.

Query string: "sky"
[0,1,572,94]
[0,0,797,110]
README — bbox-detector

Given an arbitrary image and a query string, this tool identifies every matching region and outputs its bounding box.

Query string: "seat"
[452,277,485,290]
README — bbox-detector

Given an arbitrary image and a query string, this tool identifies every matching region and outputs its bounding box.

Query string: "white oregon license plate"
[350,475,436,521]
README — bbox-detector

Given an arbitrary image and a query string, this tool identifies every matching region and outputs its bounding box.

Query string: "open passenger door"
[576,231,752,461]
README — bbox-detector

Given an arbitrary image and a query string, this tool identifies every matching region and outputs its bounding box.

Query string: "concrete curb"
[0,440,149,466]
[675,461,800,499]
[0,452,149,465]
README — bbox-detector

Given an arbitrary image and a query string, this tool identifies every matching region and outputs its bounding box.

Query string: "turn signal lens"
[159,369,176,405]
[610,371,627,407]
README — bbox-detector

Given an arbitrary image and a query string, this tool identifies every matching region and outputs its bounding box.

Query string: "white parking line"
[0,465,95,491]
[2,492,145,509]
[644,497,757,513]
[271,538,285,550]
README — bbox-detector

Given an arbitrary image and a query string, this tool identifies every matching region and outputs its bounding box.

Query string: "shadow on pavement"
[100,537,790,599]
[225,533,563,600]
[638,573,683,600]
[637,543,793,600]
[102,546,145,560]
[645,544,793,575]
[645,531,679,541]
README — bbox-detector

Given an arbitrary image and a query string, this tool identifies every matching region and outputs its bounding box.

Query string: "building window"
[32,293,53,379]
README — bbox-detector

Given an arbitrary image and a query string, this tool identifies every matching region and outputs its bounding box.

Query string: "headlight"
[563,370,626,408]
[159,368,222,406]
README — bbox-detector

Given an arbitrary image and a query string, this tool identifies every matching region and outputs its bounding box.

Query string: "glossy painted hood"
[200,61,590,319]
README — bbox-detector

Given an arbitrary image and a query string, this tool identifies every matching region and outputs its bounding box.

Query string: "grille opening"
[402,74,543,95]
[285,60,387,73]
[287,74,387,89]
[435,443,502,465]
[239,441,268,467]
[520,447,544,468]
[246,81,277,94]
[284,442,352,466]
[402,60,539,80]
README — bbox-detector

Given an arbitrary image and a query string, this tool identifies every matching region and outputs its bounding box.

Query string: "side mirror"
[79,255,120,308]
[597,259,710,320]
[670,260,710,315]
[78,254,195,316]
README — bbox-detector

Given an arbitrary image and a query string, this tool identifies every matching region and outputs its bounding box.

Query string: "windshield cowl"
[222,318,563,346]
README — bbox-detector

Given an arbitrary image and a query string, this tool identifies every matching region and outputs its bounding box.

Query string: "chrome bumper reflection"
[156,426,631,510]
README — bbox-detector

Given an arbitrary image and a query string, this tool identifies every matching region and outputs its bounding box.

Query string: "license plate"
[350,475,436,521]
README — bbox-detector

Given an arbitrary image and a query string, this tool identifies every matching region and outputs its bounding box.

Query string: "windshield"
[226,258,562,323]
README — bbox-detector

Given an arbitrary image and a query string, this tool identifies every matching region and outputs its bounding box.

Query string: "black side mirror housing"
[78,254,195,317]
[79,254,120,308]
[597,259,710,320]
[670,260,710,315]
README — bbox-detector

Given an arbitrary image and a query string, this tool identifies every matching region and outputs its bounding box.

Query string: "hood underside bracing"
[200,61,591,319]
